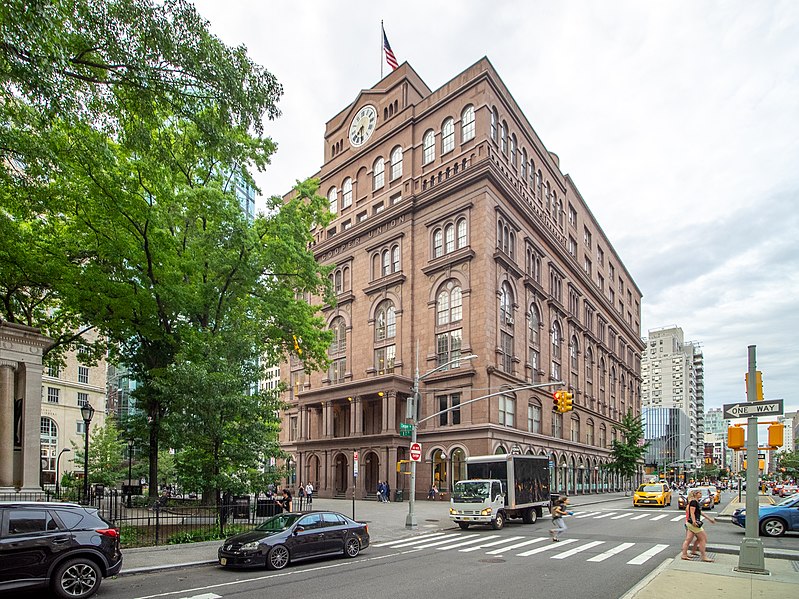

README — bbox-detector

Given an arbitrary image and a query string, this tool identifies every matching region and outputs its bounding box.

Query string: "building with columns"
[278,59,644,499]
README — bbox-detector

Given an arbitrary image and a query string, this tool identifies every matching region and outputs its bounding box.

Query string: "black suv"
[0,501,122,598]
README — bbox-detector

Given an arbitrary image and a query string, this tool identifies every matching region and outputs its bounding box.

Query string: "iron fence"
[0,489,314,548]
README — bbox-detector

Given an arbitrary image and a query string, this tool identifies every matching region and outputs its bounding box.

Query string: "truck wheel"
[522,508,537,524]
[457,522,470,530]
[491,512,505,530]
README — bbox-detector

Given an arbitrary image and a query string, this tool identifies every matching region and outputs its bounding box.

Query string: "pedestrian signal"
[727,425,744,450]
[768,423,784,448]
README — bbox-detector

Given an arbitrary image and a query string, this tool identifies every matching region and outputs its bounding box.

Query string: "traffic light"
[560,391,574,412]
[553,391,563,413]
[292,335,302,356]
[727,425,744,450]
[768,423,784,449]
[745,370,763,400]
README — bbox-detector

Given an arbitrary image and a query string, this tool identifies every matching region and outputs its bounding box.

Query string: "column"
[0,362,16,488]
[354,397,363,435]
[349,400,356,437]
[387,390,397,433]
[323,401,332,438]
[20,362,43,490]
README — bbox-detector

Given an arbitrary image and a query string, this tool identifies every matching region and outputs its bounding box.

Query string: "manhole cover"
[480,558,506,563]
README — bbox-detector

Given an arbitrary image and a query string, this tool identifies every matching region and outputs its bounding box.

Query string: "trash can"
[394,489,404,502]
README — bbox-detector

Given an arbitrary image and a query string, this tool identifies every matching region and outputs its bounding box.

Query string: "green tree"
[72,417,126,487]
[777,450,799,479]
[608,409,649,494]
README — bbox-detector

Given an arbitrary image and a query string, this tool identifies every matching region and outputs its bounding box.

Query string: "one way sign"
[723,399,783,419]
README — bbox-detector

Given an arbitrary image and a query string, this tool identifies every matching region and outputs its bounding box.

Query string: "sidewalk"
[120,491,799,598]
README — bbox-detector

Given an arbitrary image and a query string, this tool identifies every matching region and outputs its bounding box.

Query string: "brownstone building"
[278,58,645,500]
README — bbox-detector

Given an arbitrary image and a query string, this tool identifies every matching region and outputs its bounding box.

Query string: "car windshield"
[775,495,799,507]
[255,513,301,532]
[638,485,664,493]
[453,481,490,500]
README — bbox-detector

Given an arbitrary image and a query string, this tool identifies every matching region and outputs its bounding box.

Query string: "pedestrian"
[305,482,314,506]
[385,480,391,503]
[681,489,715,561]
[275,488,293,513]
[377,481,387,503]
[428,484,438,500]
[549,497,573,541]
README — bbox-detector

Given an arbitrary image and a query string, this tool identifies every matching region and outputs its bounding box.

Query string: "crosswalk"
[374,531,672,566]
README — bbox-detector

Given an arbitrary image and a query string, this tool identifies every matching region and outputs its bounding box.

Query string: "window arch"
[569,335,579,371]
[545,181,551,211]
[550,320,562,381]
[392,245,400,273]
[328,186,338,213]
[461,105,475,142]
[381,249,391,276]
[40,417,58,485]
[390,146,403,180]
[500,121,507,154]
[342,178,353,208]
[444,223,455,254]
[490,107,498,141]
[570,414,580,442]
[500,282,514,326]
[585,346,594,403]
[442,118,455,154]
[521,148,527,180]
[536,170,543,201]
[529,159,535,188]
[456,218,467,249]
[437,281,462,325]
[599,357,607,404]
[510,134,517,167]
[586,419,595,446]
[375,300,396,341]
[529,304,541,345]
[329,316,347,383]
[433,228,444,258]
[423,130,435,164]
[436,280,463,369]
[373,157,385,190]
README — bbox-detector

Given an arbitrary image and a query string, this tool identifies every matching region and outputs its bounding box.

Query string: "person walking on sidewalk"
[549,497,573,541]
[681,489,715,561]
[305,482,313,506]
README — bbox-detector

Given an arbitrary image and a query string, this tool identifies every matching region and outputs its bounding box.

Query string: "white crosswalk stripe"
[626,543,669,565]
[670,515,685,522]
[551,540,605,559]
[629,514,648,520]
[575,512,599,519]
[384,534,459,548]
[593,512,616,519]
[517,538,578,556]
[485,537,547,555]
[611,513,634,519]
[649,514,669,521]
[459,535,524,552]
[435,535,499,550]
[587,542,636,562]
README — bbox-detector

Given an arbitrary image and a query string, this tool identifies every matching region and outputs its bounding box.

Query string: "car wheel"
[51,557,101,599]
[760,517,787,537]
[491,512,505,530]
[522,508,537,524]
[267,544,290,570]
[457,522,470,530]
[344,537,360,558]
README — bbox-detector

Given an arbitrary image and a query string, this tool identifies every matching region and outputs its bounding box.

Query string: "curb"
[619,557,673,599]
[707,544,799,561]
[119,560,217,577]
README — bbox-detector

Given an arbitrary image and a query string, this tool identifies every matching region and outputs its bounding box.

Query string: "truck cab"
[450,479,506,529]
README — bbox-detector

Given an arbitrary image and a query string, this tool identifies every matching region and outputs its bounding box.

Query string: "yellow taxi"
[633,482,672,508]
[708,485,721,504]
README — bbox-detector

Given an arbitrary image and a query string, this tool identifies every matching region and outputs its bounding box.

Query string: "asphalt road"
[71,491,795,599]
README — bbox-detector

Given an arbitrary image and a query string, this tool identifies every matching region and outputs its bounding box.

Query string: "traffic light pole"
[736,345,767,574]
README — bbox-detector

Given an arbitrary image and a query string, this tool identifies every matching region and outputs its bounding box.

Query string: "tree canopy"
[608,409,648,490]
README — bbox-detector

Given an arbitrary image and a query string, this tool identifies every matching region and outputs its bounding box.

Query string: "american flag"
[383,25,398,70]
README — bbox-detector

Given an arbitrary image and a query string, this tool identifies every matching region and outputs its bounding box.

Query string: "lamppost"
[55,448,71,498]
[127,439,135,508]
[80,402,95,503]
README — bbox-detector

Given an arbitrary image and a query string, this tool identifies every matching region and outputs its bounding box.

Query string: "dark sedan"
[677,488,714,510]
[218,511,369,570]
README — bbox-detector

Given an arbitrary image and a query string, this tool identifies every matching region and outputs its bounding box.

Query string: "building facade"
[642,407,691,482]
[278,59,644,499]
[641,326,704,473]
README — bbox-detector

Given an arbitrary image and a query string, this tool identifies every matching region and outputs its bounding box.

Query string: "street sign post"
[723,399,783,420]
[353,451,359,477]
[409,442,422,462]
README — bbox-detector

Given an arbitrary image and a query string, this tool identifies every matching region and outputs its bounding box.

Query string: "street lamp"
[406,353,478,529]
[80,402,95,503]
[55,448,71,498]
[127,439,135,508]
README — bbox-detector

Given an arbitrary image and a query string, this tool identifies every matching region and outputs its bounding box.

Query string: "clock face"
[349,105,377,147]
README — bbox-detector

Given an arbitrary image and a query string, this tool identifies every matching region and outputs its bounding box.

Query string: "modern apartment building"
[278,59,644,499]
[641,326,704,472]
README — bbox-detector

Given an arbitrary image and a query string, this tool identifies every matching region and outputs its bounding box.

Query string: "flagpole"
[380,20,384,79]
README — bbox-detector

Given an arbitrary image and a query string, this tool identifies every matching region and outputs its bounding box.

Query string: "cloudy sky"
[192,0,799,417]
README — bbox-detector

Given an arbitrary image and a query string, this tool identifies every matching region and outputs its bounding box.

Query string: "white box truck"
[449,454,550,530]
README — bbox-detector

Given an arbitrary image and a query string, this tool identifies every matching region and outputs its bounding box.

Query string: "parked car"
[633,483,672,508]
[731,495,799,537]
[218,511,369,570]
[677,488,714,510]
[0,501,122,599]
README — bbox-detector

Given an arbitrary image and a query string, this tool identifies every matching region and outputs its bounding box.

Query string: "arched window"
[433,228,443,258]
[342,178,353,208]
[442,118,455,154]
[444,223,455,254]
[500,121,507,154]
[436,281,463,368]
[599,358,607,403]
[529,304,541,345]
[373,157,385,190]
[571,415,580,442]
[392,245,400,273]
[423,130,435,164]
[328,186,338,213]
[375,300,396,341]
[510,134,517,166]
[456,218,467,249]
[437,282,463,325]
[461,105,475,142]
[545,181,551,211]
[529,159,535,188]
[585,346,594,401]
[490,107,498,141]
[381,249,391,276]
[390,146,403,180]
[40,417,58,485]
[334,270,343,294]
[500,282,514,326]
[550,320,562,380]
[586,419,595,446]
[536,170,542,201]
[329,317,347,383]
[521,148,527,180]
[570,336,579,371]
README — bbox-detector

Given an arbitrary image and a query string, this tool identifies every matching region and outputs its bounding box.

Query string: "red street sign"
[410,442,422,462]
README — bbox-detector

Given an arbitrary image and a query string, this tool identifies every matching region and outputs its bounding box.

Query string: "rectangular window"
[436,329,462,368]
[77,392,89,407]
[47,387,59,404]
[289,416,298,441]
[528,403,542,433]
[77,421,86,434]
[375,345,396,375]
[551,412,563,438]
[568,204,577,227]
[499,394,515,427]
[500,331,513,373]
[329,358,346,383]
[584,257,592,276]
[438,393,461,426]
[530,348,540,382]
[47,366,60,378]
[551,361,561,381]
[78,366,89,384]
[568,236,577,257]
[584,227,592,248]
[571,419,580,442]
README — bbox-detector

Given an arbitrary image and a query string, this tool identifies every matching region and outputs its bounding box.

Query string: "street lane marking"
[587,542,635,562]
[517,538,578,556]
[551,540,605,559]
[387,534,461,548]
[435,535,499,550]
[670,515,685,521]
[459,535,524,552]
[399,535,478,549]
[485,537,547,554]
[374,533,447,547]
[611,513,634,519]
[626,543,669,565]
[629,514,648,520]
[593,512,616,519]
[575,512,599,518]
[649,515,668,521]
[178,594,222,599]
